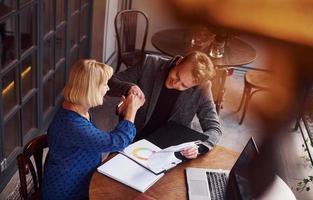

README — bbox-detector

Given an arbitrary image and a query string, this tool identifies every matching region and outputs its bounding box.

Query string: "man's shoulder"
[145,53,172,62]
[143,53,181,70]
[186,82,213,100]
[144,54,171,67]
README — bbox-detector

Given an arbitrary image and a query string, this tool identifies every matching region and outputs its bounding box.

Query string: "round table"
[151,28,257,67]
[89,146,239,200]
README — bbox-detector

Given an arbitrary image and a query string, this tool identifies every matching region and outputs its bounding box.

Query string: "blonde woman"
[42,59,144,200]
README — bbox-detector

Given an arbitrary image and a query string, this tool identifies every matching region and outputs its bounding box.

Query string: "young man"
[108,51,221,159]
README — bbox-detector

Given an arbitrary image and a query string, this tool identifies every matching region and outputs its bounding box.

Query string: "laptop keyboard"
[206,171,227,200]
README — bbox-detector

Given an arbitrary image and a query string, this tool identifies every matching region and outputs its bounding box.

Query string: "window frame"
[0,0,93,191]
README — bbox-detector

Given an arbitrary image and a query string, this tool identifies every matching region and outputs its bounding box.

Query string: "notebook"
[186,138,259,200]
[97,154,164,193]
[97,139,199,192]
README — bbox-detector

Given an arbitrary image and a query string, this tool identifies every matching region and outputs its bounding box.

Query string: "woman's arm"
[67,94,145,152]
[68,119,136,152]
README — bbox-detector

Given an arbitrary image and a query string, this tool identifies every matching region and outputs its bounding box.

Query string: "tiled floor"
[92,67,313,199]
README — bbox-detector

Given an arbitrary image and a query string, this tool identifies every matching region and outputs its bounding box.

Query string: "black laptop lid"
[226,138,259,200]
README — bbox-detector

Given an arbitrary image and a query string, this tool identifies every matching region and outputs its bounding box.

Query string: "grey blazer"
[108,54,222,149]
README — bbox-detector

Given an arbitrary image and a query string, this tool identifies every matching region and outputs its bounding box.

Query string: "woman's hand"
[180,145,199,159]
[118,93,145,122]
[127,93,145,111]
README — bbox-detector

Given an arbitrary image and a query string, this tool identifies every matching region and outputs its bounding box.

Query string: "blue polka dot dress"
[42,107,136,200]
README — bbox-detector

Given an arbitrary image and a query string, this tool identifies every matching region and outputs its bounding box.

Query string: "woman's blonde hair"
[63,59,113,108]
[181,51,215,84]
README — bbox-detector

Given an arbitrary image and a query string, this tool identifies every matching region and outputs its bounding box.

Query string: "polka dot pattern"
[42,107,135,200]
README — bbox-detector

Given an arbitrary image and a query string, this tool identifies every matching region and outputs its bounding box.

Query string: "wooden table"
[89,146,239,200]
[151,28,257,67]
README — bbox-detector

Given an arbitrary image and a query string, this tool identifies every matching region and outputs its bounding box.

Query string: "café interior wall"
[91,0,107,61]
[91,0,121,64]
[131,0,184,52]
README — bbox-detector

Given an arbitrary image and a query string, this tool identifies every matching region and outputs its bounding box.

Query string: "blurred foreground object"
[166,0,313,198]
[168,0,313,47]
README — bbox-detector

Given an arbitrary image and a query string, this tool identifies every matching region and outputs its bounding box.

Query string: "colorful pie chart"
[132,148,156,160]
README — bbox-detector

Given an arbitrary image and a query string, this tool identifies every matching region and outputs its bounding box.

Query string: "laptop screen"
[226,138,259,200]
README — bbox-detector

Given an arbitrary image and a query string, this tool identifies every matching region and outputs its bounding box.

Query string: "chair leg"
[216,103,221,114]
[115,59,122,73]
[237,85,247,112]
[239,87,252,125]
[294,119,299,130]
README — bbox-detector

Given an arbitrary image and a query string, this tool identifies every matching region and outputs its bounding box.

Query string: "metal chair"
[114,9,149,73]
[17,135,48,200]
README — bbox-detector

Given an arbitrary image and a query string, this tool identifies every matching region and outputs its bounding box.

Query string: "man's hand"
[128,85,145,101]
[180,145,199,159]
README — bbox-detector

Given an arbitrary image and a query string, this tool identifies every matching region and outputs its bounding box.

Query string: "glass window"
[79,38,87,59]
[20,5,36,54]
[22,95,37,136]
[43,36,55,76]
[56,0,66,25]
[43,0,55,35]
[4,112,20,158]
[19,0,31,7]
[2,68,18,116]
[70,13,79,48]
[70,47,78,71]
[55,26,66,63]
[0,0,94,191]
[0,16,17,69]
[43,77,54,116]
[21,53,36,98]
[81,0,89,7]
[80,6,89,39]
[71,0,79,13]
[55,62,65,98]
[0,1,16,18]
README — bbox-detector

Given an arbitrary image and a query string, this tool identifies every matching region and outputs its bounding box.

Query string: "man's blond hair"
[181,51,215,84]
[63,59,113,108]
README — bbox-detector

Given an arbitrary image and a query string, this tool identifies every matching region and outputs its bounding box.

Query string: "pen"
[117,101,124,108]
[116,101,125,116]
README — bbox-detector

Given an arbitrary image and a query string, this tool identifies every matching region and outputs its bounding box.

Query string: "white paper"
[147,141,198,172]
[121,139,199,174]
[121,139,162,169]
[97,154,164,193]
[148,151,181,173]
[159,141,199,152]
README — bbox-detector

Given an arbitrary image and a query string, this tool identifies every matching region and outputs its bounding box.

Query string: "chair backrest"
[114,9,149,66]
[211,67,234,114]
[17,134,48,200]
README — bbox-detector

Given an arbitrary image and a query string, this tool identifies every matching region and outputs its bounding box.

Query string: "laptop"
[186,138,259,200]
